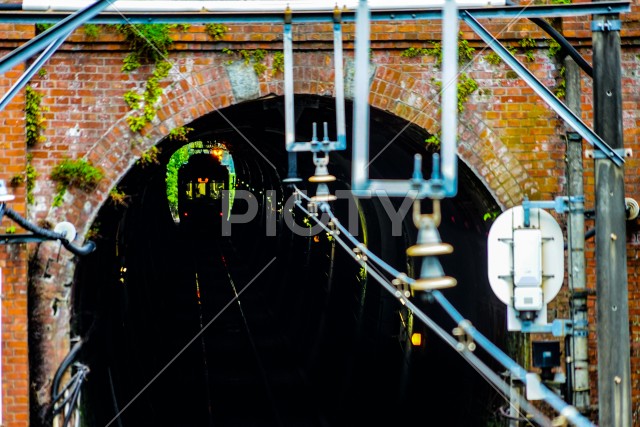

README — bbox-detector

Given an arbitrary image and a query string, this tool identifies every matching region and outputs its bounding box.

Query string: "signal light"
[411,332,422,346]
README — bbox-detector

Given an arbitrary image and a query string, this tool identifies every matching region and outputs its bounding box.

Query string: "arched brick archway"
[28,51,526,416]
[42,54,527,234]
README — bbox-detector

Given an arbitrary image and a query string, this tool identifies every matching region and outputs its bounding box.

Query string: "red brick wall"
[0,23,33,427]
[0,11,637,425]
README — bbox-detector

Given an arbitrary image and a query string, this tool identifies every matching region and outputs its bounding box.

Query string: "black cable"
[62,370,85,427]
[1,205,96,256]
[51,374,83,416]
[505,0,594,78]
[51,339,83,403]
[528,16,593,78]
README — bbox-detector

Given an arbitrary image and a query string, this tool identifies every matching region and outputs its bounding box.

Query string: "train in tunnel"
[178,143,236,232]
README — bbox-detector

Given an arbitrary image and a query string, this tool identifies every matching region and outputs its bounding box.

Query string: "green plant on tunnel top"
[224,48,284,76]
[425,132,441,148]
[483,210,500,222]
[239,49,268,75]
[401,33,475,65]
[126,61,172,132]
[116,24,175,72]
[137,146,161,167]
[109,187,129,207]
[83,23,101,39]
[205,23,228,40]
[168,126,194,143]
[85,222,101,240]
[50,159,103,207]
[117,23,178,133]
[272,51,285,75]
[519,37,536,62]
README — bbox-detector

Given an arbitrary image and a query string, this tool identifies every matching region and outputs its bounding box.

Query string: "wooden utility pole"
[592,12,632,427]
[564,57,591,411]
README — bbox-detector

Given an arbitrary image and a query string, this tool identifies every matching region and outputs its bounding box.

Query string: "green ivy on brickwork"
[125,61,172,132]
[13,154,39,205]
[50,158,104,207]
[240,49,267,74]
[400,33,474,65]
[116,24,175,72]
[519,37,536,62]
[25,85,47,147]
[483,45,519,65]
[412,36,478,147]
[223,48,284,76]
[118,23,231,133]
[424,71,475,148]
[401,34,479,148]
[35,23,53,34]
[83,24,101,39]
[116,24,177,132]
[26,155,37,205]
[205,23,228,40]
[272,51,285,75]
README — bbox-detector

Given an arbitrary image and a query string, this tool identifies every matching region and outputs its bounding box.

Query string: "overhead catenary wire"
[293,188,594,427]
[293,198,552,427]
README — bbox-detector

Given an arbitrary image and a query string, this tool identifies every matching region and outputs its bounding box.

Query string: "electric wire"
[294,189,594,427]
[293,199,551,426]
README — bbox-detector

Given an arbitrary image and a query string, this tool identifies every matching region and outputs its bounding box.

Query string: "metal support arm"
[462,11,625,166]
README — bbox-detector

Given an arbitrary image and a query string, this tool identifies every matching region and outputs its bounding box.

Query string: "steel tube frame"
[352,0,458,198]
[0,36,66,112]
[283,11,346,152]
[22,0,505,12]
[0,0,112,76]
[0,2,628,24]
[462,11,625,166]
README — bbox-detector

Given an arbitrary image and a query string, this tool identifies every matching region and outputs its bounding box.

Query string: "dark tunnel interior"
[73,96,507,426]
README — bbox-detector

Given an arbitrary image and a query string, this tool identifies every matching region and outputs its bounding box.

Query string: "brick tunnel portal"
[72,96,506,426]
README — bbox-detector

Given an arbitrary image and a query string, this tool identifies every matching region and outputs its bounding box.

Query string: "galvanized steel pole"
[564,57,591,412]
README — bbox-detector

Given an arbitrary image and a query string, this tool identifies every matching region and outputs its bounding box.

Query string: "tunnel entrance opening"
[73,96,505,426]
